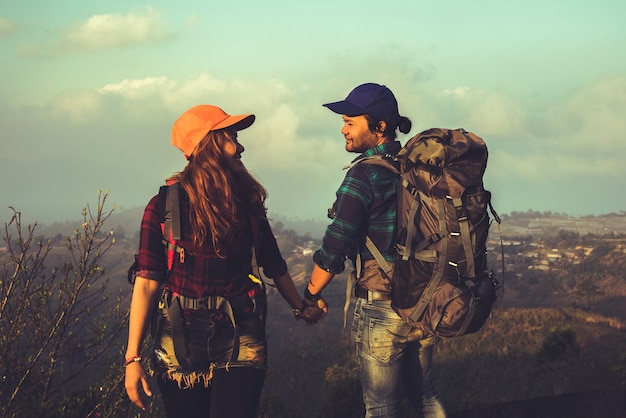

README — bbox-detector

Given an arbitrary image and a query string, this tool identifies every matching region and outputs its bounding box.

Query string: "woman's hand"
[124,360,152,410]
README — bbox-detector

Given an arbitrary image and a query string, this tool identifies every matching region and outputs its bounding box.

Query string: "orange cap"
[171,105,255,159]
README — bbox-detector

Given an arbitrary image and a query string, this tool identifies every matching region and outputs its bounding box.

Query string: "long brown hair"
[168,129,267,254]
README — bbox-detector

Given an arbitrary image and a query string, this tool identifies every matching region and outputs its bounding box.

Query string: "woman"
[124,104,326,417]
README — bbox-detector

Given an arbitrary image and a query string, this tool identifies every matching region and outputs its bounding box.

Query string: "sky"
[1,0,625,227]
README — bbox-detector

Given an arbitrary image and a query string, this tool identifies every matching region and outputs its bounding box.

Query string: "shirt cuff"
[135,269,167,282]
[313,250,345,275]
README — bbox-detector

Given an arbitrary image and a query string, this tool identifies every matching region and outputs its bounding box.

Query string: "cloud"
[430,86,528,138]
[4,48,626,222]
[0,16,16,36]
[19,8,172,57]
[546,74,626,151]
[93,73,346,171]
[61,8,170,51]
[97,77,172,99]
[50,91,102,124]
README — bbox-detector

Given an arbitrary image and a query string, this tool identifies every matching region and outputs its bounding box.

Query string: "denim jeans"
[351,297,447,418]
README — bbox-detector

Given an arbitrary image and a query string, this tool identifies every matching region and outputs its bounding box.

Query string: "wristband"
[124,356,142,367]
[304,286,322,302]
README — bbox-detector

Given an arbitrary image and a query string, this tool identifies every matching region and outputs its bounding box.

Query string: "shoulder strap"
[343,154,400,174]
[160,183,183,272]
[364,236,392,275]
[163,183,181,241]
[345,154,400,273]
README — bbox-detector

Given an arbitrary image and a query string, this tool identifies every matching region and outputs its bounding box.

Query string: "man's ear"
[375,121,387,136]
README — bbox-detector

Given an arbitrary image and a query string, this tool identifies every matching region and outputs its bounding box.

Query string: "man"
[303,83,447,418]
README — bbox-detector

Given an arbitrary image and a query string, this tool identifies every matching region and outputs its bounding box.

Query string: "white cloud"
[442,86,472,98]
[98,77,172,98]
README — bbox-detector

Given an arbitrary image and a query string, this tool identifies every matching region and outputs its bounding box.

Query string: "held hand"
[299,297,328,325]
[124,360,152,411]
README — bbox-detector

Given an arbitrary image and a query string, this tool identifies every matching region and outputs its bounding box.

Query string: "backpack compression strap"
[408,198,449,323]
[452,196,476,278]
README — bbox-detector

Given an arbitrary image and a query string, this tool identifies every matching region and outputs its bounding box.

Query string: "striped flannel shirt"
[135,189,288,299]
[313,141,401,274]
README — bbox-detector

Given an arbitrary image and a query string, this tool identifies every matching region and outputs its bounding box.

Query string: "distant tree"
[536,327,580,367]
[113,225,126,240]
[0,192,131,417]
[572,276,602,311]
[52,232,64,245]
[271,220,285,235]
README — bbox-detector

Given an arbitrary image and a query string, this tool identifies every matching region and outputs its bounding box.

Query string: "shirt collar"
[356,140,402,161]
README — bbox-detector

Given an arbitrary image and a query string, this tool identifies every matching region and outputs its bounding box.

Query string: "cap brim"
[323,101,367,117]
[213,114,256,131]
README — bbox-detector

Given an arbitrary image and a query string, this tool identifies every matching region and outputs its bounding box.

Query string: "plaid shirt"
[135,189,288,298]
[313,141,401,274]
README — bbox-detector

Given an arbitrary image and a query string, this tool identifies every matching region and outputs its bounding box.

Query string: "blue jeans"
[351,297,447,418]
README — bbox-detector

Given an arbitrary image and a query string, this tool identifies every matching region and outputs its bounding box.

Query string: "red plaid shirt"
[135,190,288,299]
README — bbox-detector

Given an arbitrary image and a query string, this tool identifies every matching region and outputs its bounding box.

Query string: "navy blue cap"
[323,83,400,128]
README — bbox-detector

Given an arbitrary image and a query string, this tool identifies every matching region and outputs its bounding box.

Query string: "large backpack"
[362,128,502,338]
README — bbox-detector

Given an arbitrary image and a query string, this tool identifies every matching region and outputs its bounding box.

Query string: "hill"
[4,209,626,417]
[39,208,626,243]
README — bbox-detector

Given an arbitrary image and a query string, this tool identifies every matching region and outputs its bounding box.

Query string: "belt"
[164,291,257,311]
[354,285,391,301]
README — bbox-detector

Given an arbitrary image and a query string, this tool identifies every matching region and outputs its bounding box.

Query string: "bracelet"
[304,286,321,302]
[124,356,142,367]
[292,305,303,319]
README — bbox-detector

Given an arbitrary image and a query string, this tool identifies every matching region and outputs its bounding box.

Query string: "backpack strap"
[395,190,441,263]
[452,196,476,277]
[163,183,181,241]
[343,154,400,174]
[489,202,505,295]
[128,185,182,284]
[364,236,392,275]
[400,189,421,261]
[408,198,449,323]
[161,183,184,271]
[340,154,398,328]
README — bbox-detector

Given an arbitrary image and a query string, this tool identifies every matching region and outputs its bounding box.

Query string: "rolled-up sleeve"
[135,195,168,282]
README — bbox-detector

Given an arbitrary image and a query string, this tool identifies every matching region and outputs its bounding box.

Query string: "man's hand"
[299,297,328,324]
